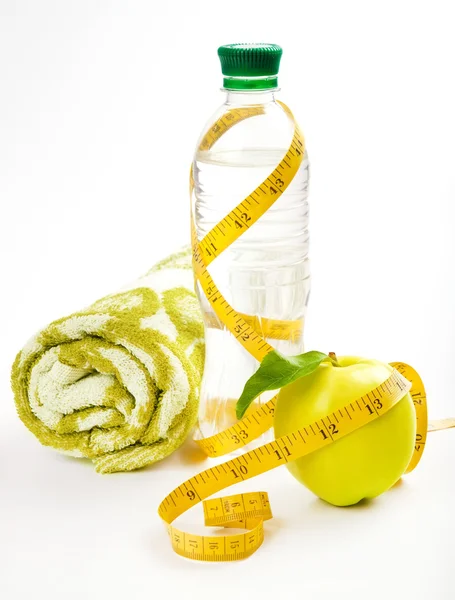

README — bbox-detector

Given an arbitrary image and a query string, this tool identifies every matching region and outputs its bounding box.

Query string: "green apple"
[274,356,416,506]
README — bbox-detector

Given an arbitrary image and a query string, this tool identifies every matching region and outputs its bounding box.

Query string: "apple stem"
[328,352,341,367]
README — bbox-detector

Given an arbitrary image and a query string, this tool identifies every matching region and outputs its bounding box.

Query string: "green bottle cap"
[218,43,283,90]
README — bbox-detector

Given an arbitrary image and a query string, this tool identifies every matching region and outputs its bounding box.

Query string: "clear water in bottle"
[192,44,310,449]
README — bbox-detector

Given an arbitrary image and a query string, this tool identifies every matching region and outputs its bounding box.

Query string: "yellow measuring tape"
[189,101,304,359]
[158,102,455,561]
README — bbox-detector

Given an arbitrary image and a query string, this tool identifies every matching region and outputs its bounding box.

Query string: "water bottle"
[192,43,310,447]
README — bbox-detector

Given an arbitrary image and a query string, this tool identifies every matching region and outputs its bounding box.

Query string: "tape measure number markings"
[190,101,305,363]
[158,368,415,561]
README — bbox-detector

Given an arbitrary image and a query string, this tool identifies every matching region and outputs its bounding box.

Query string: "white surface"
[1,1,454,598]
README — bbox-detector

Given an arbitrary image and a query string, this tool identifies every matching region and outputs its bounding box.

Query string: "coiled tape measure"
[158,102,455,561]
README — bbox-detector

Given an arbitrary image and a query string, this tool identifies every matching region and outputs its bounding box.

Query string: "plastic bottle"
[192,43,310,448]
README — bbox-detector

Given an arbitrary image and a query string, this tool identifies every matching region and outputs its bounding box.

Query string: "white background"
[1,1,454,598]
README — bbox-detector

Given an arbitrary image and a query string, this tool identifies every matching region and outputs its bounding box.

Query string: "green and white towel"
[11,249,205,473]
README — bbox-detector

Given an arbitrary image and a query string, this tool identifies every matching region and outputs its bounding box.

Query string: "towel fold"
[11,248,205,473]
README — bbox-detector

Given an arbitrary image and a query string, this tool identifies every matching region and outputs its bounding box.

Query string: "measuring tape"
[190,101,304,361]
[158,101,455,562]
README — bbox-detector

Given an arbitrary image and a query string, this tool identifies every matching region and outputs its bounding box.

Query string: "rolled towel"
[11,248,205,473]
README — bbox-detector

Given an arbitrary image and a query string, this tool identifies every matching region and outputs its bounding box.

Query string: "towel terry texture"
[11,249,205,473]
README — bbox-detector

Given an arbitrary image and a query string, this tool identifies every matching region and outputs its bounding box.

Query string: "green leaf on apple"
[236,350,328,419]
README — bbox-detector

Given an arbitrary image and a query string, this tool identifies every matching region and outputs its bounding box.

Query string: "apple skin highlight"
[274,356,416,507]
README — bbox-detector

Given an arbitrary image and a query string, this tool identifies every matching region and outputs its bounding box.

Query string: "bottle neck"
[224,89,277,106]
